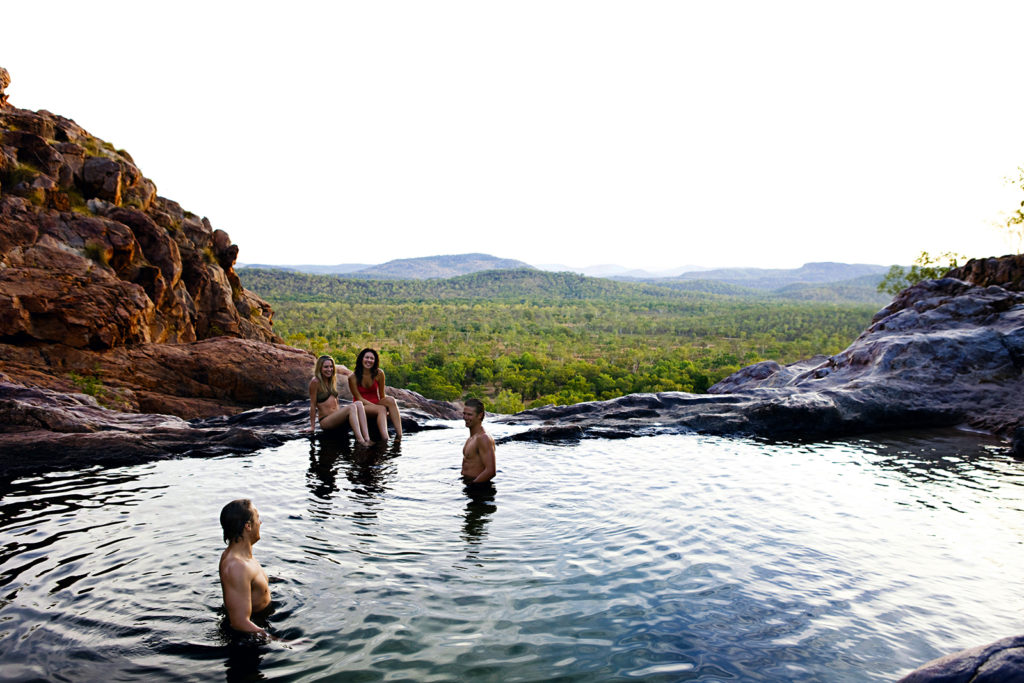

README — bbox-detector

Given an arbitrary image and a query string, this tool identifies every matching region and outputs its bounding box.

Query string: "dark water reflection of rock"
[462,481,497,551]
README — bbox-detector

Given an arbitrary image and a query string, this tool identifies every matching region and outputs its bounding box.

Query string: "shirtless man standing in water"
[219,499,272,637]
[462,399,496,484]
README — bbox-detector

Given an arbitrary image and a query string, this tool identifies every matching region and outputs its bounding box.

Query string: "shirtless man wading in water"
[219,499,272,637]
[461,398,496,484]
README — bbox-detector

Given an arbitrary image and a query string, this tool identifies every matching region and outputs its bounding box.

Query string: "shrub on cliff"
[878,251,965,296]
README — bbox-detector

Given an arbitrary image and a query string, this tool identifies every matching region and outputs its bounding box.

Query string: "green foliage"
[65,185,90,213]
[83,239,110,267]
[489,389,525,414]
[241,267,699,305]
[4,161,38,187]
[245,269,877,407]
[68,370,103,398]
[79,136,118,158]
[877,251,965,296]
[999,166,1024,253]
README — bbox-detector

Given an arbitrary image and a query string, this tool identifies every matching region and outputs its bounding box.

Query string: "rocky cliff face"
[947,253,1024,291]
[0,106,277,347]
[0,101,301,416]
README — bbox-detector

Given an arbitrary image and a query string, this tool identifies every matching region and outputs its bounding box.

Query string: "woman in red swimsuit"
[348,348,403,440]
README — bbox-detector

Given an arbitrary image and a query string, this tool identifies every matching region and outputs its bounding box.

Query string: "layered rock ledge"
[0,379,459,483]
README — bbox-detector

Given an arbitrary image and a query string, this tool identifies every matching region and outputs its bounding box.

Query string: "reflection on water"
[0,427,1022,682]
[462,480,497,551]
[307,435,397,499]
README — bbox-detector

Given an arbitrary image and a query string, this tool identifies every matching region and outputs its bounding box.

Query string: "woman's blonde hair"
[313,355,338,398]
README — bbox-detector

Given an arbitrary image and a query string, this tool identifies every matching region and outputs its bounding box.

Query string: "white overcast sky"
[4,1,1023,271]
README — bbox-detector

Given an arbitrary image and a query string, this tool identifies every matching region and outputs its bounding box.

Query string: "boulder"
[81,156,122,203]
[897,634,1024,682]
[500,275,1024,444]
[0,337,309,418]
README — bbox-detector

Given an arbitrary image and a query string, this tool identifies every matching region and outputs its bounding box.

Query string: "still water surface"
[1,425,1023,681]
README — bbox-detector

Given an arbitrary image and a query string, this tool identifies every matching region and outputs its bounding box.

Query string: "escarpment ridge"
[0,97,309,417]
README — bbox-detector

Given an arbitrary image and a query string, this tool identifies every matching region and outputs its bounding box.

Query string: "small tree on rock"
[878,251,966,296]
[997,166,1024,253]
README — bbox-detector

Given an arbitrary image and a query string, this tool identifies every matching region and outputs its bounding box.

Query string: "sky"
[4,1,1023,272]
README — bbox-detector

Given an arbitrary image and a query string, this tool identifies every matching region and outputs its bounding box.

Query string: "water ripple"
[0,429,1021,681]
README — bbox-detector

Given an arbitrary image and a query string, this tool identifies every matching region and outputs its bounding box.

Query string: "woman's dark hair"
[355,348,380,384]
[220,498,254,544]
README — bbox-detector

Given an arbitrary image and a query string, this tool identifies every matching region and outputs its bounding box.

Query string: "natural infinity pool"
[1,424,1023,681]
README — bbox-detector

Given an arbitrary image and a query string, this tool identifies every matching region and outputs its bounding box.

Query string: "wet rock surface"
[498,276,1024,445]
[0,380,457,483]
[897,634,1024,682]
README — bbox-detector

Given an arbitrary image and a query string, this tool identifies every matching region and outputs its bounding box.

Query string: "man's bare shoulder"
[469,431,495,452]
[220,548,257,580]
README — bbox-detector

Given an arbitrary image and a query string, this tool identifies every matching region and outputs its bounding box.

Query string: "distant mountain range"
[242,263,371,275]
[642,262,891,304]
[535,263,711,279]
[240,254,888,284]
[238,254,894,304]
[240,253,531,279]
[666,262,890,289]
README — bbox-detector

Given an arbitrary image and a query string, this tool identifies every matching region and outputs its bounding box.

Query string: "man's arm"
[471,436,496,483]
[222,561,268,636]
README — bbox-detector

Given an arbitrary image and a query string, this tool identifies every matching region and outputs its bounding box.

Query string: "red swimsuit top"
[356,379,381,404]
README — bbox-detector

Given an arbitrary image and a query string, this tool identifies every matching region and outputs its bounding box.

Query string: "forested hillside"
[241,269,880,412]
[242,268,707,303]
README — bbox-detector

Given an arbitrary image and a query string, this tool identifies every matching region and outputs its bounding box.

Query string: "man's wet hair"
[220,498,254,544]
[465,398,485,416]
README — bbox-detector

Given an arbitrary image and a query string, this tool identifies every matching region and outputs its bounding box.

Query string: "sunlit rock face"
[0,86,464,472]
[947,253,1024,292]
[0,103,291,416]
[0,107,277,348]
[501,260,1024,446]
